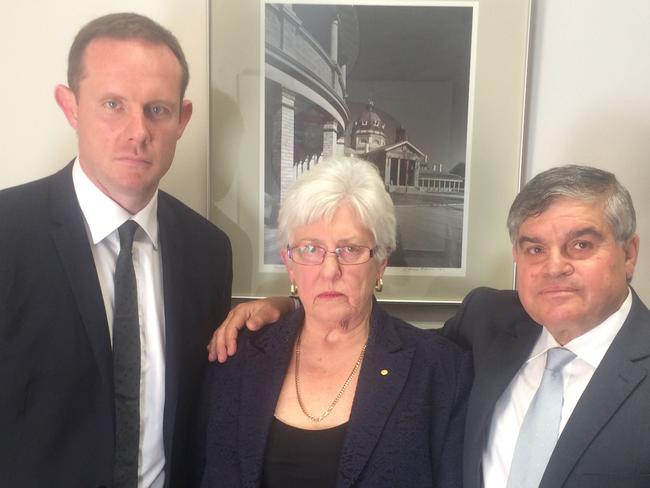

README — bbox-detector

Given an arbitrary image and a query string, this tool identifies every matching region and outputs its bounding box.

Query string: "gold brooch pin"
[380,369,389,376]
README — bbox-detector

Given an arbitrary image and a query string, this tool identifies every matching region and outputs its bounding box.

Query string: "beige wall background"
[525,0,650,304]
[0,0,209,214]
[1,0,648,326]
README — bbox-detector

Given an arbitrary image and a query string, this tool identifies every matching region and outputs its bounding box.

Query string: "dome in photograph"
[353,101,385,133]
[351,101,387,152]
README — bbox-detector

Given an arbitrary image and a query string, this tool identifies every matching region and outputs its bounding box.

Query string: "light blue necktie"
[506,347,576,488]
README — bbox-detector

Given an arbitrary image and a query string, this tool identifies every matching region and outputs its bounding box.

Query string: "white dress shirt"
[482,289,633,488]
[73,160,166,488]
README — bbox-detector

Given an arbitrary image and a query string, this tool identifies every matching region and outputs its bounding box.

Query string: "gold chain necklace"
[294,328,368,422]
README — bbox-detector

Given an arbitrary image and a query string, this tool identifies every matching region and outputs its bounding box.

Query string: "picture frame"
[209,0,531,303]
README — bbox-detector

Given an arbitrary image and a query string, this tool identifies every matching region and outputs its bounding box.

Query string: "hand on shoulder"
[207,296,296,362]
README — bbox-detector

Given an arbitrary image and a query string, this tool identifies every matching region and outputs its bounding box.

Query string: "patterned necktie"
[506,347,576,488]
[113,220,141,488]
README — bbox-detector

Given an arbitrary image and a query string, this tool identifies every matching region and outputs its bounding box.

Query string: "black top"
[262,417,348,488]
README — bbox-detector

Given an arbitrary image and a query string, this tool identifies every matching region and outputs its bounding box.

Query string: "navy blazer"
[198,302,472,487]
[444,287,650,488]
[0,163,232,487]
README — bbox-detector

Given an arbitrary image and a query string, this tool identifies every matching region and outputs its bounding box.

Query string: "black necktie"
[113,220,141,488]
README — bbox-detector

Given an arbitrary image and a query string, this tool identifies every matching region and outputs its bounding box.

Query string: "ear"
[176,99,193,139]
[623,234,640,281]
[377,256,388,280]
[54,84,79,131]
[511,242,520,262]
[280,246,295,283]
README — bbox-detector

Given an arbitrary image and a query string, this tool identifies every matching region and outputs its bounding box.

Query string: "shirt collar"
[72,158,159,248]
[527,288,632,369]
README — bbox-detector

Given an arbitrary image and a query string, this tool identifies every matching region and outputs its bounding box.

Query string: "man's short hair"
[67,12,189,98]
[507,164,636,243]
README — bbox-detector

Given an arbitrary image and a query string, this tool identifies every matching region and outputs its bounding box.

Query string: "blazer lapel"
[238,314,299,486]
[464,314,541,488]
[49,164,112,386]
[541,292,650,487]
[337,305,416,488]
[158,201,187,466]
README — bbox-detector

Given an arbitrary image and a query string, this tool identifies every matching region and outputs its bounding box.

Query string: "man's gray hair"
[68,12,189,99]
[507,164,636,243]
[277,157,397,261]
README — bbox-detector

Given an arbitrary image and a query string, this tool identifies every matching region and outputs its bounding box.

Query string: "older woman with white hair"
[197,157,471,487]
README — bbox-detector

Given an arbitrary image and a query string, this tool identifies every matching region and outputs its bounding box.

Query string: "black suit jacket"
[443,287,650,488]
[0,163,232,487]
[198,302,472,487]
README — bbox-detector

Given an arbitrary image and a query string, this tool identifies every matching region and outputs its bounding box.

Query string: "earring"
[374,277,383,293]
[290,283,299,296]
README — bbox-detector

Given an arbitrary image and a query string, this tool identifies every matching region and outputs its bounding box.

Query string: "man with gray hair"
[212,164,650,487]
[444,164,648,487]
[0,12,231,487]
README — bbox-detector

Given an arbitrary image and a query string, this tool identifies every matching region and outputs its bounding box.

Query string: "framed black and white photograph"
[263,2,472,273]
[209,0,531,302]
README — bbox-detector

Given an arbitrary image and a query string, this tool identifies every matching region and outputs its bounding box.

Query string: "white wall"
[0,0,209,213]
[525,0,650,302]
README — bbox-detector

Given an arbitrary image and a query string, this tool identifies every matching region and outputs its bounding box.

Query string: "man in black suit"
[212,165,649,487]
[0,13,231,487]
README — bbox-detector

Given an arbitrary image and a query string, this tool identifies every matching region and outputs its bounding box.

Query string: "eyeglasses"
[287,244,375,266]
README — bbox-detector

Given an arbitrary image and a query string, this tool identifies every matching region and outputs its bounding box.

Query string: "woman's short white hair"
[277,157,397,261]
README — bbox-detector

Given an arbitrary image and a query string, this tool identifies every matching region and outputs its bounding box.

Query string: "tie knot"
[545,347,576,372]
[118,220,139,251]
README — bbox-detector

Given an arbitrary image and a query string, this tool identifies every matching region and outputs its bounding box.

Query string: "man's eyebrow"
[517,227,604,247]
[146,99,177,107]
[517,235,542,246]
[566,227,605,240]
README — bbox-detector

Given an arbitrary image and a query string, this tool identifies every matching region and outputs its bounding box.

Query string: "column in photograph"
[278,88,296,203]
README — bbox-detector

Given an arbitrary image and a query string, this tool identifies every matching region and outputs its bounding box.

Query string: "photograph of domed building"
[263,2,474,271]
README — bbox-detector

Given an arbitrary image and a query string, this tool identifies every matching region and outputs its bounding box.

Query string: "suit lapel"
[465,314,541,488]
[337,305,416,488]
[541,292,650,487]
[238,314,299,486]
[49,164,112,386]
[157,198,188,467]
